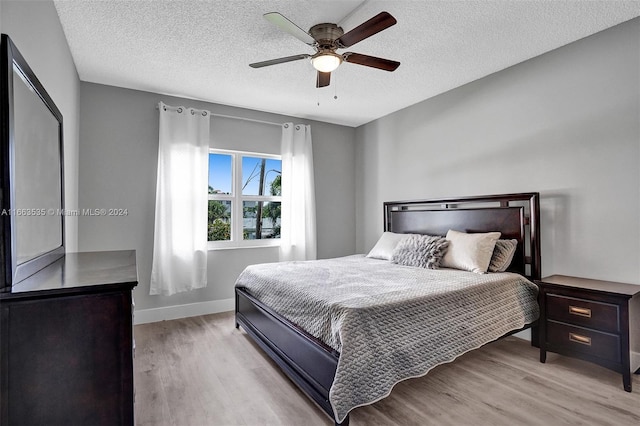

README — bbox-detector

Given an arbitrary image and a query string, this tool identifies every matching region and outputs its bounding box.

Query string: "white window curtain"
[150,102,209,295]
[279,123,317,261]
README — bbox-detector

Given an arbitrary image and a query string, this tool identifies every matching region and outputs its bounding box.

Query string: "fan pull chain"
[334,71,338,100]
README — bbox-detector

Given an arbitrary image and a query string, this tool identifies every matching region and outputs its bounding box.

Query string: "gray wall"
[1,0,81,251]
[356,18,640,285]
[78,82,356,310]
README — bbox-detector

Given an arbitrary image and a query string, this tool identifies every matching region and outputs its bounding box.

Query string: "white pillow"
[441,230,501,274]
[366,232,406,260]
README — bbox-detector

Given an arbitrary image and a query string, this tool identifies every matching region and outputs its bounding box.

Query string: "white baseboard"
[632,351,640,373]
[512,328,531,341]
[134,298,235,325]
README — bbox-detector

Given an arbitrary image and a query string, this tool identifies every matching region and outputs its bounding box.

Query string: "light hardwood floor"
[134,312,640,426]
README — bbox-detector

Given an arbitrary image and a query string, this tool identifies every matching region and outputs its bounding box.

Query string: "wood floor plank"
[134,312,640,425]
[134,323,174,426]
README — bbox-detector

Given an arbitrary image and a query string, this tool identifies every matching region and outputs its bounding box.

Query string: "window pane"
[241,156,282,196]
[209,153,232,195]
[208,200,231,241]
[243,201,281,240]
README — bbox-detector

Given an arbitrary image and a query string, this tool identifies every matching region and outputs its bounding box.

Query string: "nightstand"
[537,275,640,392]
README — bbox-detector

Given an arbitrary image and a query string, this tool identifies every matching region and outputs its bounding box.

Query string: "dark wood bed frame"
[235,192,541,425]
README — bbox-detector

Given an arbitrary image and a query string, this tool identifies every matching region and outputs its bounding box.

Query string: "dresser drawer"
[546,320,621,363]
[546,293,619,333]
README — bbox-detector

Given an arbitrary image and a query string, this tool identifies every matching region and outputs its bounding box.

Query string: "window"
[208,149,282,247]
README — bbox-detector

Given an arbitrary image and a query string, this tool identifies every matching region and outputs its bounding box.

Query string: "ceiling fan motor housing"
[309,23,344,49]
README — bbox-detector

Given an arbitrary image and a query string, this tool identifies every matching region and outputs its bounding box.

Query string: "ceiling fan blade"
[343,52,400,71]
[250,54,310,68]
[316,71,331,88]
[336,12,397,48]
[264,12,316,45]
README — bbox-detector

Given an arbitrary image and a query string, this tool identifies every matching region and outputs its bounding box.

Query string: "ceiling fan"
[250,11,400,88]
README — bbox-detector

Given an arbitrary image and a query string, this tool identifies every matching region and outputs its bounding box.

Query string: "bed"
[235,192,541,425]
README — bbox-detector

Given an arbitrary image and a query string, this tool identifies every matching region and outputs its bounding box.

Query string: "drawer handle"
[569,305,591,318]
[569,333,592,346]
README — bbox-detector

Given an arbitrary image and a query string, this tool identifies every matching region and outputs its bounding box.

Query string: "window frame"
[208,148,282,249]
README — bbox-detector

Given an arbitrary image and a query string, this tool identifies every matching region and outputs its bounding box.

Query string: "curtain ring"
[202,111,208,116]
[177,107,183,113]
[283,123,289,128]
[162,105,167,111]
[295,125,301,130]
[191,109,196,115]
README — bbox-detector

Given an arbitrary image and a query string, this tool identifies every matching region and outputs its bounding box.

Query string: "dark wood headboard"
[384,193,541,281]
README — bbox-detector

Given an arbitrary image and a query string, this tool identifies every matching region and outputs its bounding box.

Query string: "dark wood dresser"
[0,250,138,425]
[537,274,640,392]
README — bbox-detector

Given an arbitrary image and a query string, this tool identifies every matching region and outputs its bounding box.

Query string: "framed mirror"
[1,34,65,289]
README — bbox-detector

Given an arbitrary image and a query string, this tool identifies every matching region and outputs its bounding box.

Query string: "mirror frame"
[0,34,65,290]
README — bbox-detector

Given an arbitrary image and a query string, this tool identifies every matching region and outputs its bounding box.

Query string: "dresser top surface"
[538,274,640,297]
[1,250,138,298]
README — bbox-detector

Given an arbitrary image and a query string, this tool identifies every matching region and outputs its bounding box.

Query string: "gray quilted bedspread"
[235,255,539,423]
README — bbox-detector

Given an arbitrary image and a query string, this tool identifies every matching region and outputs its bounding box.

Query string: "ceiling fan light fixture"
[311,52,342,72]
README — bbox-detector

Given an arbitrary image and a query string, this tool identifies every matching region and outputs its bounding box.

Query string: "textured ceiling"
[53,1,640,127]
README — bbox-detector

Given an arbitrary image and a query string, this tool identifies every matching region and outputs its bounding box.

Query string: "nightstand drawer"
[546,320,621,363]
[546,293,619,333]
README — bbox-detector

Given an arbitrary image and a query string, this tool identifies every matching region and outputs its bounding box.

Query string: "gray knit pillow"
[391,234,450,269]
[488,239,518,272]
